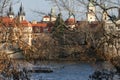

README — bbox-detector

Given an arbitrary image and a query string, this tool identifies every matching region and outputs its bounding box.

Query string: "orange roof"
[43,15,50,18]
[32,22,47,27]
[20,20,32,27]
[66,18,76,25]
[1,17,13,23]
[0,17,32,27]
[0,17,14,27]
[67,18,75,21]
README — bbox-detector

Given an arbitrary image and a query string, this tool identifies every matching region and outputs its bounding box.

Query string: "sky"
[12,0,84,22]
[11,0,91,21]
[13,0,53,21]
[11,0,119,22]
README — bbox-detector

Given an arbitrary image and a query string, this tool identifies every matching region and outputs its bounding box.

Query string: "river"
[17,61,115,80]
[30,61,94,80]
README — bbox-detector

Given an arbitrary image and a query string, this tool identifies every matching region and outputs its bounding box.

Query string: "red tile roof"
[0,16,32,27]
[32,22,47,27]
[21,20,32,27]
[66,18,76,25]
[0,17,14,27]
[0,17,13,24]
[43,15,50,18]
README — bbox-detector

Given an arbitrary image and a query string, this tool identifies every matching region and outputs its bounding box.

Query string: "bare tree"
[45,0,120,60]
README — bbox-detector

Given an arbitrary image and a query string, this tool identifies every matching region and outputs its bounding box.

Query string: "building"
[18,3,26,22]
[87,0,96,22]
[32,22,52,33]
[42,8,57,22]
[0,3,32,46]
[49,8,57,22]
[42,15,50,22]
[65,12,76,30]
[32,7,56,34]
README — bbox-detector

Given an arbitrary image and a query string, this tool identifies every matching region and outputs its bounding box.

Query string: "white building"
[5,3,32,46]
[87,0,96,22]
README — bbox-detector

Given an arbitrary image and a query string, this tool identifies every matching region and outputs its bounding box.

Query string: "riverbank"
[11,60,120,80]
[0,58,120,80]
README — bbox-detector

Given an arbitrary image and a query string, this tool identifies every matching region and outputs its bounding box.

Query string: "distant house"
[42,15,50,22]
[31,20,54,33]
[32,8,57,33]
[32,22,48,33]
[65,16,76,29]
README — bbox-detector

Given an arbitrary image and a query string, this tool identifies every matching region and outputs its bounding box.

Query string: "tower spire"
[7,2,14,19]
[51,7,55,17]
[102,4,109,21]
[18,3,25,22]
[87,0,96,22]
[18,3,25,16]
[50,7,56,22]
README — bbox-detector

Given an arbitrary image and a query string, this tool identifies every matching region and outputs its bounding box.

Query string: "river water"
[30,62,94,80]
[19,61,114,80]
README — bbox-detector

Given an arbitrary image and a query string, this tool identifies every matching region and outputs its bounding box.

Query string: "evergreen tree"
[52,13,67,35]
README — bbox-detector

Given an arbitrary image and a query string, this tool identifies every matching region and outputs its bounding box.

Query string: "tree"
[52,13,67,37]
[46,0,120,60]
[0,1,34,79]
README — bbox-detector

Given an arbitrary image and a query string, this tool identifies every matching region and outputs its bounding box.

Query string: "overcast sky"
[13,0,53,21]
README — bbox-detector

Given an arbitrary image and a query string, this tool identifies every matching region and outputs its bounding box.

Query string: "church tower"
[102,11,109,21]
[87,0,96,22]
[7,3,14,19]
[50,7,56,22]
[18,3,25,22]
[102,4,109,21]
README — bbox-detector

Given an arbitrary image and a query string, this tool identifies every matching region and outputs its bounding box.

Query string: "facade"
[42,16,50,22]
[32,22,51,33]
